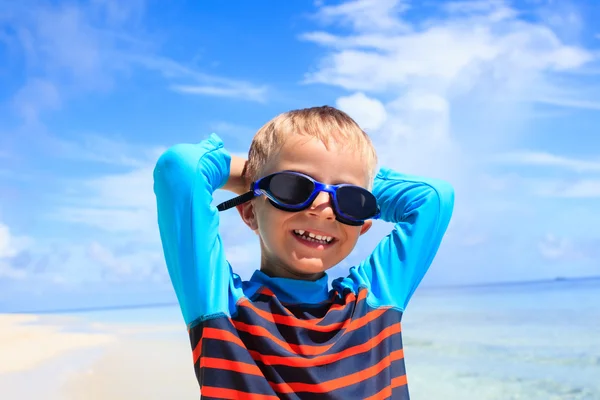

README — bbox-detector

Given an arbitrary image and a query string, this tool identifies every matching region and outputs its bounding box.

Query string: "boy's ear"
[236,202,259,231]
[359,220,373,236]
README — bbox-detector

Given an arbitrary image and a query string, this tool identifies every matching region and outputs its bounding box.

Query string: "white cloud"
[0,222,33,279]
[303,0,592,95]
[0,220,167,285]
[335,92,387,131]
[130,54,270,103]
[171,84,268,103]
[88,241,133,276]
[537,233,597,263]
[533,96,600,110]
[442,0,516,18]
[303,0,595,173]
[50,133,164,167]
[538,234,572,260]
[493,151,600,172]
[12,79,62,125]
[0,224,17,259]
[532,178,600,199]
[53,165,158,237]
[87,241,165,282]
[0,223,32,259]
[314,0,410,33]
[2,0,269,125]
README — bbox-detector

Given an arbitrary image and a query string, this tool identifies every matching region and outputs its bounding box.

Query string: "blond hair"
[245,106,378,188]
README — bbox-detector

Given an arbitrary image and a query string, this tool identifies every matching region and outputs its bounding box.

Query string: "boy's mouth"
[292,229,336,246]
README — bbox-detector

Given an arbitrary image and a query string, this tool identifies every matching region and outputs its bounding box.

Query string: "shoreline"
[0,312,197,399]
[0,313,115,375]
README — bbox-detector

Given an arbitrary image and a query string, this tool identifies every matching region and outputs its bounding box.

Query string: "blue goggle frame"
[217,171,381,226]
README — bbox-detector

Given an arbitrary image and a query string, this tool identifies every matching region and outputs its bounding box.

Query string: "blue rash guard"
[154,133,454,399]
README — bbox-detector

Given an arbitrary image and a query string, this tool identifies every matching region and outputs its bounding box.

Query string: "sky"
[1,0,599,312]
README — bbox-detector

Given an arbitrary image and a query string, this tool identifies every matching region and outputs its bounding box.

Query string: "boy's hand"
[222,155,249,195]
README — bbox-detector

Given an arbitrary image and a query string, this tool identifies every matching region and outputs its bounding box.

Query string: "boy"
[154,106,454,399]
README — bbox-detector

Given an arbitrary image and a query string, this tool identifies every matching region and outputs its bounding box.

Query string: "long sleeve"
[349,167,455,311]
[153,133,233,326]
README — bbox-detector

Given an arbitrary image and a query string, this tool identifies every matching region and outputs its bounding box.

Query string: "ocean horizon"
[5,275,600,315]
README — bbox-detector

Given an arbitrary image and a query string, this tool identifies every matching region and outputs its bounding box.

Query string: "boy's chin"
[288,258,333,278]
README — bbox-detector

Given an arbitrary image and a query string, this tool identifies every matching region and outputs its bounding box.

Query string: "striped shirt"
[154,133,454,399]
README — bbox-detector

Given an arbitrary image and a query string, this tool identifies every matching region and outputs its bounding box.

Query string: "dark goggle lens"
[268,173,314,205]
[336,186,378,219]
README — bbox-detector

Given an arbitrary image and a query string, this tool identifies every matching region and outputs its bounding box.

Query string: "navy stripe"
[393,384,411,399]
[233,308,401,352]
[201,367,278,396]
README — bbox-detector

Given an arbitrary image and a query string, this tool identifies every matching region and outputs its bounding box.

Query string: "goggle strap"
[216,190,255,212]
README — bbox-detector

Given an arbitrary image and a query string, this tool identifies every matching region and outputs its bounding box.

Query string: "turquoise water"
[402,279,600,399]
[52,278,600,399]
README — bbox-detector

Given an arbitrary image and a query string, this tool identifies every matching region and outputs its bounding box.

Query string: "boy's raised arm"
[153,133,234,327]
[352,167,455,311]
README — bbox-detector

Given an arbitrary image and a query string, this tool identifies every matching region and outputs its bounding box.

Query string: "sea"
[7,278,600,399]
[400,278,600,400]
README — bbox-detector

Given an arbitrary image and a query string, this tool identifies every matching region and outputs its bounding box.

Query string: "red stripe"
[200,357,263,376]
[192,337,202,364]
[269,349,405,394]
[194,327,246,363]
[200,386,279,400]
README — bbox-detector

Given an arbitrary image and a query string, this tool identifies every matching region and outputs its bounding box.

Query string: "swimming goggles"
[217,171,380,226]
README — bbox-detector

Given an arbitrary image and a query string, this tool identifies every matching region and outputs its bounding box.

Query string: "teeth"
[293,230,334,244]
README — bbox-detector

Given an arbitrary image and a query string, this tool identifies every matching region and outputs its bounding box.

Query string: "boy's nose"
[308,191,335,219]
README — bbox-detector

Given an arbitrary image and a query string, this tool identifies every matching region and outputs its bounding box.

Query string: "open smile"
[291,229,337,249]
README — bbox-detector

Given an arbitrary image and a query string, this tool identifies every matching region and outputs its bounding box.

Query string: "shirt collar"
[249,269,330,304]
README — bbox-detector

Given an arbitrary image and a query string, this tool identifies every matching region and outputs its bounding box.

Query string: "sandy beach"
[0,313,198,400]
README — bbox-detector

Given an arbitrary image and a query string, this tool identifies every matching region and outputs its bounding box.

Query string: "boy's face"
[237,134,373,280]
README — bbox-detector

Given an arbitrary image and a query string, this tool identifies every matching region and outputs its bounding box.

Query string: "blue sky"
[1,0,599,311]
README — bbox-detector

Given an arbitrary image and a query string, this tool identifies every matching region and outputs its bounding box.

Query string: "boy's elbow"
[155,145,192,172]
[427,179,455,217]
[437,180,455,208]
[432,180,455,227]
[154,145,197,195]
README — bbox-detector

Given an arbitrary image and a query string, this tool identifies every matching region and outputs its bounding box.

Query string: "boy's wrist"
[223,155,249,195]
